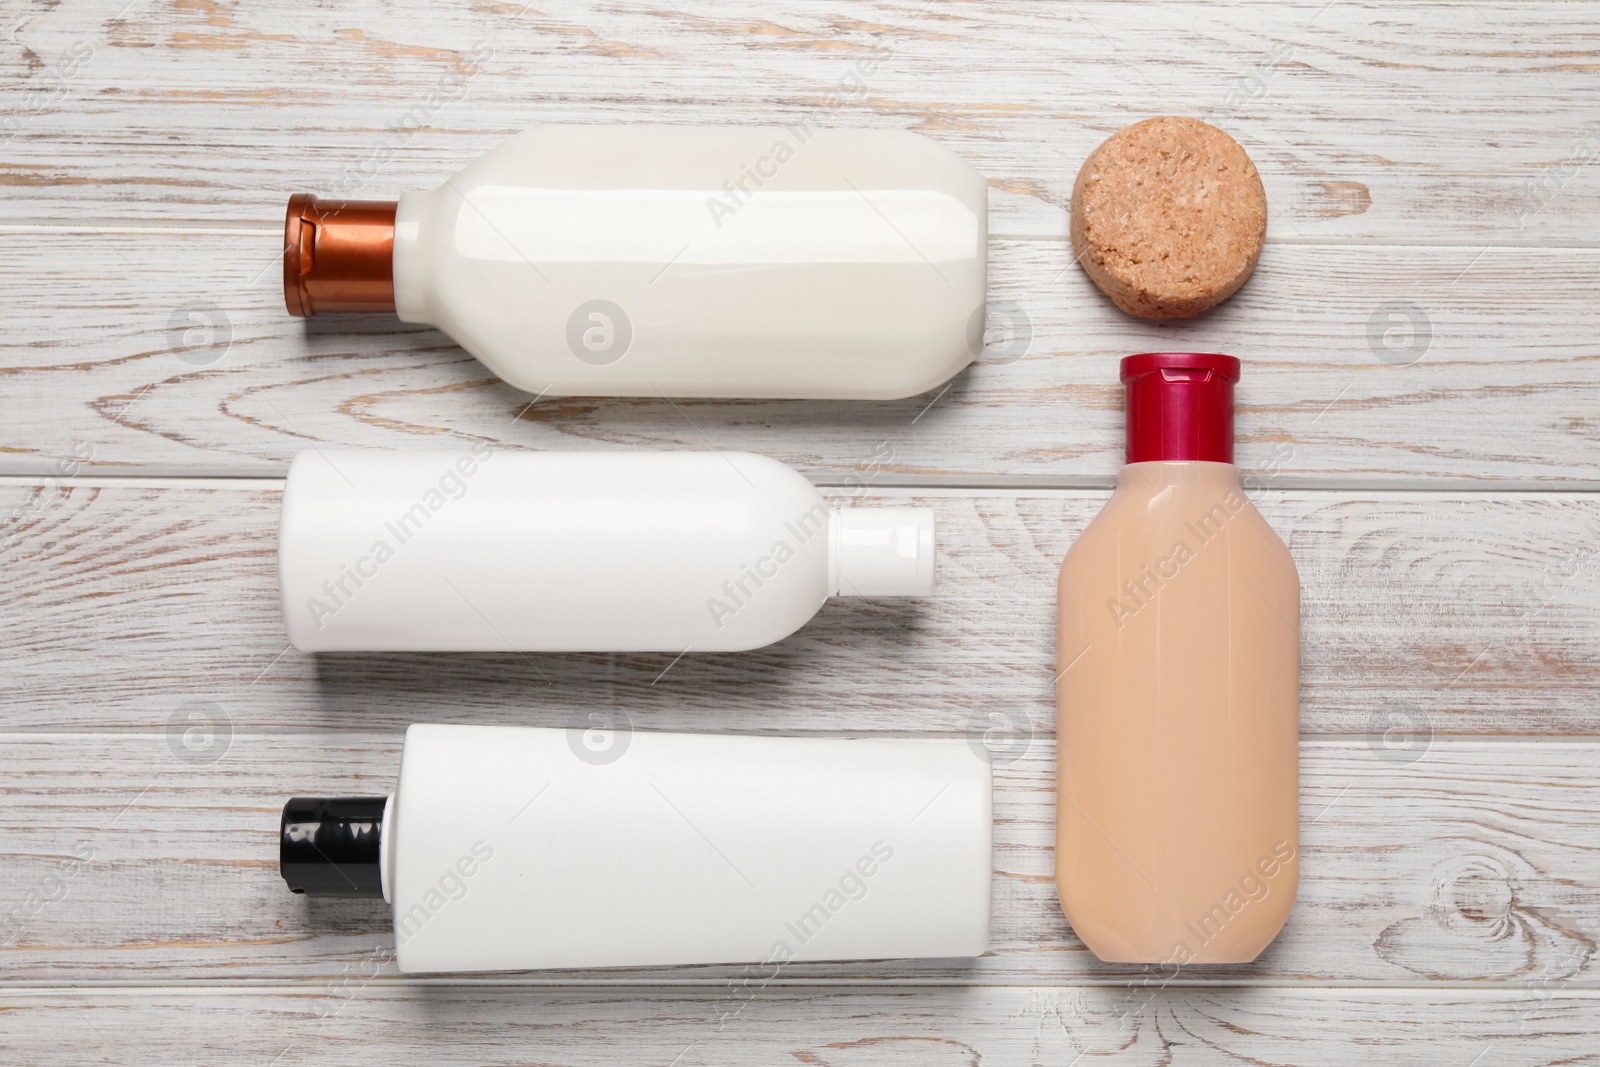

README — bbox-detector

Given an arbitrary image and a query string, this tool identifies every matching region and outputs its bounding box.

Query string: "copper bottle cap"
[283,194,398,317]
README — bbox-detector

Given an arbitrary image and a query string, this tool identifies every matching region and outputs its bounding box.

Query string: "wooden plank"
[4,230,1599,485]
[1,986,1598,1065]
[2,482,1596,735]
[2,3,1598,242]
[2,733,1596,984]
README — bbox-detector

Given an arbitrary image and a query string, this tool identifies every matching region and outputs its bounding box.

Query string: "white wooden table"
[3,1,1598,1062]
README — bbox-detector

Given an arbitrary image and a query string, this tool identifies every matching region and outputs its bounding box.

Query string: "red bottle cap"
[1120,353,1240,464]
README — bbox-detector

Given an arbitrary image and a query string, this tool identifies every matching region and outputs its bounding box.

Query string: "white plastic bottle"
[280,724,992,973]
[283,125,988,400]
[278,448,935,652]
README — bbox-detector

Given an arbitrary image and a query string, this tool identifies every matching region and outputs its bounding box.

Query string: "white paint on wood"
[1,733,1596,986]
[4,0,1600,1058]
[2,3,1598,243]
[3,231,1599,484]
[1,484,1594,734]
[1,986,1598,1065]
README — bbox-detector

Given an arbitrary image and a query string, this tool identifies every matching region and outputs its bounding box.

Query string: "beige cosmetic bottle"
[1056,353,1300,965]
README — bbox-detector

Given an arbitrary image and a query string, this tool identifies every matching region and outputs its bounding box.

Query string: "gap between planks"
[5,981,1600,993]
[6,219,1600,252]
[5,731,1600,746]
[4,476,1600,494]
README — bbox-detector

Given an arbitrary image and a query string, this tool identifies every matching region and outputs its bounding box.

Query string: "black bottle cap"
[280,796,386,898]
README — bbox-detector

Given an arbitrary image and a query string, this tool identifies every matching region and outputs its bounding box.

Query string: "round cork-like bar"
[1071,116,1267,319]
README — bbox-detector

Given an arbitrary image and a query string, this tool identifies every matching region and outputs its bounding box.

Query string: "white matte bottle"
[279,448,936,652]
[279,724,992,973]
[284,125,988,399]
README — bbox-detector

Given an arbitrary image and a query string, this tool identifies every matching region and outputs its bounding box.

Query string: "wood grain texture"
[5,0,1600,1058]
[3,732,1597,986]
[4,230,1599,484]
[2,2,1598,243]
[2,986,1598,1066]
[2,482,1595,735]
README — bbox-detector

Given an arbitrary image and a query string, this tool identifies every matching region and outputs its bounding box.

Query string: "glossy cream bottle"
[1055,354,1300,965]
[283,125,988,399]
[279,724,993,973]
[278,448,935,653]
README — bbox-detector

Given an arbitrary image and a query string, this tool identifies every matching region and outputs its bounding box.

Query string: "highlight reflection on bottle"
[1055,353,1301,964]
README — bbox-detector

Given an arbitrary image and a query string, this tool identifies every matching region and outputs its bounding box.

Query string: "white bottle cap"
[832,507,936,596]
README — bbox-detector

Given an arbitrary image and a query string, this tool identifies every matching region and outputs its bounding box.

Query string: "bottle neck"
[1117,460,1241,494]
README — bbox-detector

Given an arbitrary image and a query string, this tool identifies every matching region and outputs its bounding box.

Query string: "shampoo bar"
[1070,116,1267,319]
